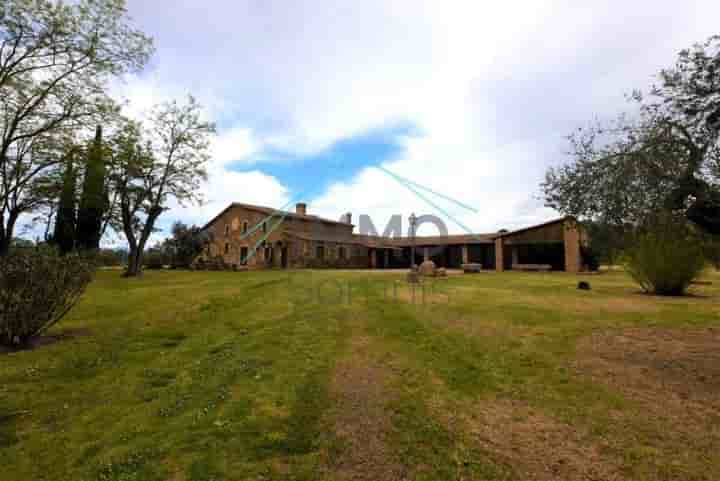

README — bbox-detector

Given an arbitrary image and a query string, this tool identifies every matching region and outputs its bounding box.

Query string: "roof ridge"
[202,202,353,230]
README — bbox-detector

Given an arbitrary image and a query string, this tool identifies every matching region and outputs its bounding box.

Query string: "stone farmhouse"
[198,202,588,272]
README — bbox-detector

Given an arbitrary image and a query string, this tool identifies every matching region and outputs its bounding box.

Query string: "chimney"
[295,202,307,216]
[345,212,352,224]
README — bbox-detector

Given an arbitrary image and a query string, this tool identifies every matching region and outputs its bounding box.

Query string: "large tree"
[0,0,153,255]
[543,34,720,233]
[115,97,215,277]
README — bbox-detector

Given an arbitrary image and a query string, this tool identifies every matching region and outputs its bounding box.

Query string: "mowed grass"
[1,268,719,481]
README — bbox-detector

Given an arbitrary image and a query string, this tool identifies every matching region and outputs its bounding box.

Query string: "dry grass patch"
[432,395,626,481]
[325,335,405,481]
[575,327,720,422]
[451,286,662,316]
[519,294,662,316]
[575,327,720,478]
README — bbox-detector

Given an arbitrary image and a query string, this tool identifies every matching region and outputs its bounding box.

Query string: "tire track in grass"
[324,332,405,481]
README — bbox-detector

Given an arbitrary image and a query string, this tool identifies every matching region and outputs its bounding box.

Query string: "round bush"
[0,248,95,347]
[625,217,706,296]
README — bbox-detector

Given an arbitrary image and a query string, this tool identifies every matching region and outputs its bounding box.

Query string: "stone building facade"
[198,202,588,273]
[198,202,371,269]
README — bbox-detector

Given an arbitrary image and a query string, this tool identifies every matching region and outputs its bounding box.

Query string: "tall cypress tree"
[52,153,78,254]
[77,126,107,250]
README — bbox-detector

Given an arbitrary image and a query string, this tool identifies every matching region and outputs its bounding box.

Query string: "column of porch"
[495,238,504,272]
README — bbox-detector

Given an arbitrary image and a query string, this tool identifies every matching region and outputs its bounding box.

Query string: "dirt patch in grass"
[575,327,720,479]
[433,395,625,481]
[163,460,185,481]
[575,328,720,448]
[325,335,405,481]
[575,327,720,422]
[0,328,92,355]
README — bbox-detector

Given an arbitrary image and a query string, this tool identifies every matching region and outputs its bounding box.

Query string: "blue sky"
[95,0,720,246]
[234,123,416,200]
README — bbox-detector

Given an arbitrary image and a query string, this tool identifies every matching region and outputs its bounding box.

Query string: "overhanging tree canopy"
[0,0,153,254]
[543,35,720,233]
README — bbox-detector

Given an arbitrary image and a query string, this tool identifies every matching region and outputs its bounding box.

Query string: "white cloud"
[210,126,258,166]
[106,0,720,240]
[299,1,720,233]
[180,169,289,227]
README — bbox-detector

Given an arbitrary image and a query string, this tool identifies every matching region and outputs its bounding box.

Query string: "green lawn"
[1,269,719,481]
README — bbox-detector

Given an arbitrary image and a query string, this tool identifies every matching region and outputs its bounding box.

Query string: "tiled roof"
[349,233,496,248]
[387,234,496,246]
[490,216,573,239]
[202,202,353,231]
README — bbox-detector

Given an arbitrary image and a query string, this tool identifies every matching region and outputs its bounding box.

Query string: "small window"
[240,247,248,265]
[224,224,230,236]
[242,221,249,234]
[224,243,230,254]
[339,246,347,260]
[316,245,325,260]
[262,221,267,233]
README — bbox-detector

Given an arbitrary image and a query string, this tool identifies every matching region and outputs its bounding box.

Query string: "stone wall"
[198,205,285,269]
[196,204,364,270]
[290,240,370,269]
[563,220,582,273]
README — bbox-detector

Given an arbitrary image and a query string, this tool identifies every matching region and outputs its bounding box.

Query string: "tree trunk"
[124,248,144,277]
[124,230,152,277]
[123,207,162,277]
[0,213,7,256]
[0,234,10,257]
[0,210,19,256]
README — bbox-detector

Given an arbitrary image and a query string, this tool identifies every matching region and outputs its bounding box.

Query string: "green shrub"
[95,248,128,267]
[581,245,600,271]
[143,250,166,270]
[0,248,95,347]
[625,216,706,296]
[703,237,720,270]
